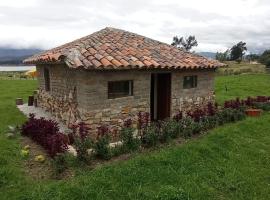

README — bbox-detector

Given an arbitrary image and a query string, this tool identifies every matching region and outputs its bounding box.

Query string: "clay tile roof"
[24,27,225,70]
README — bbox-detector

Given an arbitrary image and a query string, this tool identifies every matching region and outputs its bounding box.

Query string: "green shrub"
[217,108,246,124]
[233,109,246,121]
[120,127,141,152]
[159,120,180,143]
[253,102,270,111]
[74,137,92,163]
[52,153,68,177]
[178,117,196,138]
[141,123,159,147]
[111,144,125,157]
[200,115,219,130]
[69,122,93,163]
[94,134,111,160]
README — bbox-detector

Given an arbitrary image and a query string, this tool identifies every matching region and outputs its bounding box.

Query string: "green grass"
[1,75,270,200]
[215,74,270,104]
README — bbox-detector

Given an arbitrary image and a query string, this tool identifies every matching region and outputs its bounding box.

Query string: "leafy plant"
[160,120,180,142]
[173,110,183,121]
[69,122,92,162]
[224,96,270,109]
[74,137,92,162]
[224,98,245,109]
[94,124,111,160]
[200,115,219,131]
[120,118,140,152]
[137,111,150,130]
[178,117,196,138]
[253,102,270,111]
[217,108,246,124]
[52,153,68,177]
[21,114,68,157]
[141,123,159,148]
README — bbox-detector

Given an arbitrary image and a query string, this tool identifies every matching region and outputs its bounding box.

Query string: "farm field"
[216,61,267,76]
[0,74,270,200]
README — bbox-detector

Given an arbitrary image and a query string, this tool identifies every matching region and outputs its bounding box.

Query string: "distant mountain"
[197,52,217,59]
[0,48,43,65]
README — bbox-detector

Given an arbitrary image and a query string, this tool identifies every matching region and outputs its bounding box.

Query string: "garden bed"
[19,95,270,178]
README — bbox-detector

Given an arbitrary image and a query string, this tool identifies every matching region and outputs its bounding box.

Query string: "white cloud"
[0,0,37,8]
[0,0,269,53]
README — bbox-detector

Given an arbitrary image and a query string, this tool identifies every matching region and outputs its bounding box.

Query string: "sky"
[0,0,269,53]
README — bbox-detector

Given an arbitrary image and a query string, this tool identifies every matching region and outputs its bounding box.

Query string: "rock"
[95,112,102,118]
[8,125,16,132]
[21,149,29,157]
[34,155,45,163]
[23,145,30,150]
[109,141,122,148]
[87,148,94,156]
[67,145,77,157]
[6,132,15,139]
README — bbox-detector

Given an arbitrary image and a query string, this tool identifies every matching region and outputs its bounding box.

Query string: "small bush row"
[224,96,270,109]
[21,96,269,167]
[139,108,246,148]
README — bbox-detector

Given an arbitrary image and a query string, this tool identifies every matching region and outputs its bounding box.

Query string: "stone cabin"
[24,27,224,135]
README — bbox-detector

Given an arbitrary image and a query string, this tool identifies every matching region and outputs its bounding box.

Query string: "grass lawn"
[1,74,270,200]
[215,74,270,104]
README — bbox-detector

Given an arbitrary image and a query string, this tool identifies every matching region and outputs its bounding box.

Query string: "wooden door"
[151,73,171,121]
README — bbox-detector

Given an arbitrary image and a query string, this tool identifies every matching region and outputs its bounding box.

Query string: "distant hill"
[197,52,216,59]
[0,48,218,65]
[0,48,43,65]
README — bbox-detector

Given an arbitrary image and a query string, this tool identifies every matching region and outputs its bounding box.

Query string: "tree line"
[171,35,270,67]
[216,42,270,67]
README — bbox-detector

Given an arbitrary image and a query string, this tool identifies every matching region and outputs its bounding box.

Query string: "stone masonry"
[36,64,215,138]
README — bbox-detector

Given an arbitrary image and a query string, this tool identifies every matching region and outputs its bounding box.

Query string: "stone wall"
[171,69,215,116]
[36,65,150,139]
[36,64,215,139]
[76,70,150,138]
[36,64,80,126]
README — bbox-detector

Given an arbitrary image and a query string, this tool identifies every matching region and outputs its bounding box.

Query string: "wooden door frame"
[150,72,171,121]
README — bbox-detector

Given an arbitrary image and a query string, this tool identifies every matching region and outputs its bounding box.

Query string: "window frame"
[108,80,134,99]
[183,75,198,89]
[44,67,51,92]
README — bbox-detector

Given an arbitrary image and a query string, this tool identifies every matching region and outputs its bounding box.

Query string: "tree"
[230,41,247,62]
[171,35,198,52]
[246,54,259,62]
[259,50,270,67]
[216,49,230,62]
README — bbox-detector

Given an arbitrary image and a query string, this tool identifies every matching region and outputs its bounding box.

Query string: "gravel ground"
[17,104,69,133]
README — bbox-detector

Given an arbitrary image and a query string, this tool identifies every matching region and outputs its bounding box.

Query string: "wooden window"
[183,75,197,89]
[44,68,50,91]
[108,80,133,99]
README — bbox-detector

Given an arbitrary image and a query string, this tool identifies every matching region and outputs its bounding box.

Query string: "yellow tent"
[25,69,37,78]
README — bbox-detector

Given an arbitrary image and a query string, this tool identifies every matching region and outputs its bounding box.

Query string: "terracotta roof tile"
[24,27,225,70]
[94,54,103,60]
[111,59,123,67]
[120,59,129,67]
[91,59,102,68]
[100,58,112,67]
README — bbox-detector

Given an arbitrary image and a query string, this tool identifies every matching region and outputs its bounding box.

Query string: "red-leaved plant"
[185,102,218,122]
[137,111,150,129]
[123,118,133,128]
[224,96,270,109]
[173,110,183,121]
[21,114,68,157]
